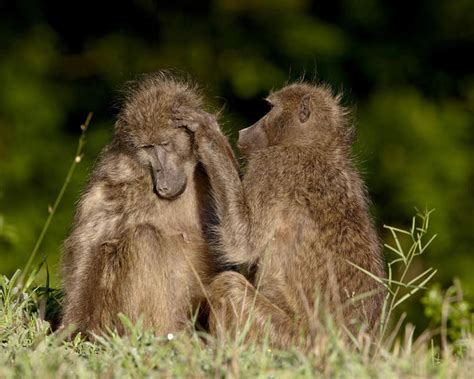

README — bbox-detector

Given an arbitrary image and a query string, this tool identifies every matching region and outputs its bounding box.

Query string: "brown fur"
[175,82,386,347]
[61,72,220,337]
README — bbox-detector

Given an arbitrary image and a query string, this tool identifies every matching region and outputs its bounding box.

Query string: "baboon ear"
[299,94,311,123]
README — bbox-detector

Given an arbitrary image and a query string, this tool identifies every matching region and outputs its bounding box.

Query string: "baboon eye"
[139,144,154,149]
[160,141,170,146]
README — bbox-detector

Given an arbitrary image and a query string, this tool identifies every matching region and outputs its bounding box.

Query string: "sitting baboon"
[62,72,224,337]
[174,82,386,347]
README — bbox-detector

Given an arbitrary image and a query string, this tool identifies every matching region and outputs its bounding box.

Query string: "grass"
[1,266,473,378]
[1,115,473,378]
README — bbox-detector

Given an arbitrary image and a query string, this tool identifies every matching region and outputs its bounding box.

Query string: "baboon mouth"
[154,183,187,200]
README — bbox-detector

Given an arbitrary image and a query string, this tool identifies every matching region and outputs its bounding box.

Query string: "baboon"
[174,82,386,347]
[62,73,222,337]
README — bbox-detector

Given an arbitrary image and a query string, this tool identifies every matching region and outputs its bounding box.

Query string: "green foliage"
[0,214,17,250]
[357,90,474,293]
[422,280,473,351]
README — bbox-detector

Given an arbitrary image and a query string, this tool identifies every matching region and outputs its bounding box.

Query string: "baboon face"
[134,126,194,199]
[115,75,206,199]
[238,86,313,156]
[116,80,202,200]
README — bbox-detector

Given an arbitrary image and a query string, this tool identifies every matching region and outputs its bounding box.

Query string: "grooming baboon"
[174,82,386,347]
[62,73,222,337]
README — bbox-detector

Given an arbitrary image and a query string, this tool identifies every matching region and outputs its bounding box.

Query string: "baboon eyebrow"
[264,98,274,105]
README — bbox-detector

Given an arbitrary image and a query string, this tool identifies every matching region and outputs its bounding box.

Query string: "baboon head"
[114,73,203,199]
[238,83,350,156]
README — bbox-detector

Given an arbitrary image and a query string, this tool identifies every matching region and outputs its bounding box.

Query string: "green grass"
[0,278,473,378]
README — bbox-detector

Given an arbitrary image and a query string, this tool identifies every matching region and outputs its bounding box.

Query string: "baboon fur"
[175,82,386,347]
[62,73,220,337]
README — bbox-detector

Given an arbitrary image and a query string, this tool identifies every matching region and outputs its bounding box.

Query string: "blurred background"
[0,0,472,326]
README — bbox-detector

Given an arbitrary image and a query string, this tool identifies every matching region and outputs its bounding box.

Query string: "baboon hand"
[172,106,219,133]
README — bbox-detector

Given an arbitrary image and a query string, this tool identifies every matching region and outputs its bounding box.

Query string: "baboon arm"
[173,108,259,264]
[194,125,259,265]
[61,183,123,330]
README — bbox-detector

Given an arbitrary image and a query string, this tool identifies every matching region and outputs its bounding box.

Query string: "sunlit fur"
[61,72,220,337]
[185,81,386,348]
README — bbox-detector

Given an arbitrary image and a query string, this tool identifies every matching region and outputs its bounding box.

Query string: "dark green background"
[0,0,472,312]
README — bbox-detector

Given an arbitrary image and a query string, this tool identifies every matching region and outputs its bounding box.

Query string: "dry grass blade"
[19,113,93,287]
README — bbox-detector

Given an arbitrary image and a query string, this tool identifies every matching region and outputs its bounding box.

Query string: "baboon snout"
[238,123,269,155]
[154,170,187,200]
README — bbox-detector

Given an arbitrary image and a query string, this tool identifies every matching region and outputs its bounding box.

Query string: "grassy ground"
[0,275,473,378]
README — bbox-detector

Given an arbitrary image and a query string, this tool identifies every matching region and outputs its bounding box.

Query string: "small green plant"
[379,209,438,340]
[18,113,92,287]
[422,279,473,354]
[348,209,438,347]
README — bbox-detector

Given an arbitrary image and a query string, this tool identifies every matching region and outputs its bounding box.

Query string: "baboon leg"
[207,271,299,348]
[61,238,122,337]
[109,224,186,335]
[80,224,181,336]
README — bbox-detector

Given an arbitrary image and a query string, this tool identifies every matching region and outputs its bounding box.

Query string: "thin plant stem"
[378,210,435,344]
[19,113,93,287]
